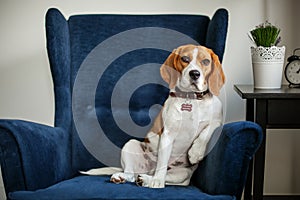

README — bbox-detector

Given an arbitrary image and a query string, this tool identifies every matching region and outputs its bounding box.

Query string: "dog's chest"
[162,97,213,139]
[164,97,212,121]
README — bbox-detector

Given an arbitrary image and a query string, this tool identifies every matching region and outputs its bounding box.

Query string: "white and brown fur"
[81,44,225,188]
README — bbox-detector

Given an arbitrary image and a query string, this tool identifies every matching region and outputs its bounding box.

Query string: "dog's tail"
[80,167,122,176]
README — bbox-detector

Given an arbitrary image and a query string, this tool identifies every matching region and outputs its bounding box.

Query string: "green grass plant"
[249,21,281,47]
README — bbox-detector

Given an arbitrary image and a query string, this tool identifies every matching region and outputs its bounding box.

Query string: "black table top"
[234,85,300,99]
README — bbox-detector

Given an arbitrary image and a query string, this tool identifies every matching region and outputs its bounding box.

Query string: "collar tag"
[181,103,193,112]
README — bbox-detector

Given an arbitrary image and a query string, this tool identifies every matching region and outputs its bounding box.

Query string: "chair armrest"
[0,120,71,194]
[192,121,262,199]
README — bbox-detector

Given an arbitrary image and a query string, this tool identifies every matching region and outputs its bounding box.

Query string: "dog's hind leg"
[165,166,197,186]
[111,139,155,183]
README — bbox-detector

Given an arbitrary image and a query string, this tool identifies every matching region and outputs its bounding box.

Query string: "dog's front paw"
[150,177,165,188]
[188,149,204,165]
[136,174,165,188]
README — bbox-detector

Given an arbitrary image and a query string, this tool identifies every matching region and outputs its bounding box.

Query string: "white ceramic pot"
[251,46,286,89]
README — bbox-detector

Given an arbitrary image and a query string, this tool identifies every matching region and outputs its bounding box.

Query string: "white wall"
[263,0,300,195]
[0,0,299,197]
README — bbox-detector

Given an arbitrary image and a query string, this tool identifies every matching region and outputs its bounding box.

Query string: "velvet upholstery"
[9,176,236,200]
[0,8,263,200]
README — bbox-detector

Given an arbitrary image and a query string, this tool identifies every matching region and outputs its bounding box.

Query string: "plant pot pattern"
[251,46,285,63]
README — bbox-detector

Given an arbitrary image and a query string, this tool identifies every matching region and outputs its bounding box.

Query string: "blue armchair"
[0,8,262,200]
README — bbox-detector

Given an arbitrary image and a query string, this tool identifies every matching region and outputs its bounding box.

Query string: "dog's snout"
[189,70,200,80]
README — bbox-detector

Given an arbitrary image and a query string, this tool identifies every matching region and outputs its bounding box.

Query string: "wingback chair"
[0,8,262,200]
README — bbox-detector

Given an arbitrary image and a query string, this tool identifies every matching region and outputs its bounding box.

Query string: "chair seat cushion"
[9,175,236,200]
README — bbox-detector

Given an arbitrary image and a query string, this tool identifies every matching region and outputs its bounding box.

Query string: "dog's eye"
[181,56,191,63]
[201,59,210,66]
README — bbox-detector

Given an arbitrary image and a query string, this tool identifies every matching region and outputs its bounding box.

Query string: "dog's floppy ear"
[160,49,180,89]
[207,48,225,96]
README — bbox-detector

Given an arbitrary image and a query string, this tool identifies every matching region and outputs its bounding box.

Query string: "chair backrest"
[45,8,228,173]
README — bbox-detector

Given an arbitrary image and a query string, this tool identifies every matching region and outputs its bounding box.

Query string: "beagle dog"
[82,44,225,188]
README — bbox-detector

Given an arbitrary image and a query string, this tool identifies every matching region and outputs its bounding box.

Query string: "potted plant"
[248,21,285,89]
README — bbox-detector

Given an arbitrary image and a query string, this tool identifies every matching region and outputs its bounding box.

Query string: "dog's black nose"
[189,70,200,80]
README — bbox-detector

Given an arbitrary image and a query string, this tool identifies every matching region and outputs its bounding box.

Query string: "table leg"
[244,99,254,200]
[253,99,267,200]
[244,160,253,200]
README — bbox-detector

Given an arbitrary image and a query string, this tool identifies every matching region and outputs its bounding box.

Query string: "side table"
[234,85,300,200]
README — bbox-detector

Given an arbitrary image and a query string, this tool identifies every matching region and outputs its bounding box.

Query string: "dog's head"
[160,44,225,96]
